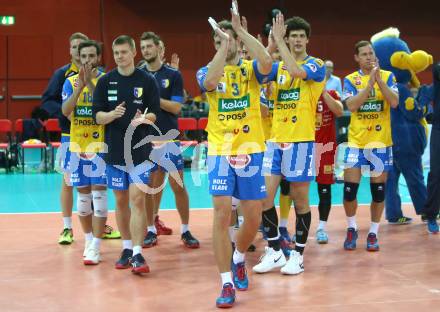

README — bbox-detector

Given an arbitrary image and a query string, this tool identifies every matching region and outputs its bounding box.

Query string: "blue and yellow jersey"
[196,59,268,156]
[343,69,398,148]
[62,71,105,153]
[267,56,326,143]
[260,82,276,141]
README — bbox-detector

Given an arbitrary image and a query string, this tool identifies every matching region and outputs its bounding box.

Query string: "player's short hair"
[140,31,161,46]
[112,35,136,50]
[69,32,88,43]
[78,40,102,55]
[354,40,371,54]
[212,20,238,39]
[285,16,311,38]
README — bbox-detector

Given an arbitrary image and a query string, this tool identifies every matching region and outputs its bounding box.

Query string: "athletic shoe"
[280,250,304,275]
[252,247,286,273]
[422,214,440,223]
[366,232,380,251]
[83,240,91,257]
[316,229,329,244]
[131,253,150,274]
[115,248,132,269]
[427,219,439,234]
[343,227,358,250]
[84,247,101,265]
[102,224,121,239]
[155,215,172,235]
[216,283,235,308]
[280,237,293,257]
[388,216,413,225]
[143,231,158,248]
[279,226,292,243]
[181,231,200,249]
[231,261,248,291]
[58,228,74,245]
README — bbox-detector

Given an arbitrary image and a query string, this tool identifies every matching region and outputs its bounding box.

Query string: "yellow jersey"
[343,69,397,148]
[196,59,267,156]
[62,72,105,153]
[268,56,326,143]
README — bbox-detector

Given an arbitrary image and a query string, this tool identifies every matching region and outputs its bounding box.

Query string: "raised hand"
[368,67,378,88]
[77,65,86,90]
[241,16,248,32]
[272,13,286,44]
[230,0,242,32]
[170,53,180,70]
[113,101,126,119]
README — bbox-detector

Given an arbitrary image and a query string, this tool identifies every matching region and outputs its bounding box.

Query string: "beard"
[145,55,158,64]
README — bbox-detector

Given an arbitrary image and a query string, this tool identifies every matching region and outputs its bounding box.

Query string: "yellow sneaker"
[102,224,121,239]
[58,228,74,245]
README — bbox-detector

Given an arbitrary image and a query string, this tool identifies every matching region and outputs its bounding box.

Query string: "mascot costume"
[371,28,433,224]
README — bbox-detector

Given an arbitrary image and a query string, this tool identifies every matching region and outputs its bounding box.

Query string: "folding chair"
[15,119,47,173]
[44,118,62,170]
[177,117,198,148]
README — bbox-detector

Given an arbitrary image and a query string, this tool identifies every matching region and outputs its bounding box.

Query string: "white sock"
[181,224,189,234]
[85,232,93,241]
[237,216,244,227]
[279,218,288,228]
[232,249,245,264]
[133,245,142,256]
[229,226,236,243]
[92,237,101,250]
[317,220,327,231]
[147,225,157,234]
[122,240,133,250]
[63,217,72,229]
[347,216,357,230]
[369,222,380,235]
[220,272,233,286]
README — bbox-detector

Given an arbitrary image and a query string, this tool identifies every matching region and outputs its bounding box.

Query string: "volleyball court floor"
[1,169,439,311]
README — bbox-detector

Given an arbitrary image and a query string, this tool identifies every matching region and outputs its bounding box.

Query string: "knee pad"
[370,183,385,203]
[343,182,359,202]
[92,190,108,218]
[231,196,239,211]
[77,192,92,217]
[318,184,331,205]
[280,178,290,196]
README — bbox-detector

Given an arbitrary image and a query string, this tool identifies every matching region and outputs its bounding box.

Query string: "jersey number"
[231,83,240,96]
[83,92,93,103]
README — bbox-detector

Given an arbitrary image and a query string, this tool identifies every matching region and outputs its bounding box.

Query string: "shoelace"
[347,231,353,241]
[104,225,113,234]
[236,263,246,280]
[222,285,234,298]
[368,235,376,244]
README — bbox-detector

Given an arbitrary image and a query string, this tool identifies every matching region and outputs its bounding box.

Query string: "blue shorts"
[106,162,153,190]
[150,141,184,173]
[263,141,315,182]
[207,152,266,200]
[344,146,393,173]
[59,134,72,173]
[69,153,107,187]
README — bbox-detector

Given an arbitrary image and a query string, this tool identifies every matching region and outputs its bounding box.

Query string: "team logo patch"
[306,63,317,73]
[226,155,251,169]
[278,75,286,85]
[240,68,247,77]
[162,79,170,88]
[134,87,143,98]
[217,82,226,93]
[354,76,362,86]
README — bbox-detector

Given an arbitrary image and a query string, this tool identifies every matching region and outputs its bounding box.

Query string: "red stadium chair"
[0,119,12,172]
[197,117,208,144]
[178,117,198,148]
[44,118,62,170]
[15,119,47,173]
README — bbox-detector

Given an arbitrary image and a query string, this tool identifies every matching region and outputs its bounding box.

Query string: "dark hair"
[69,32,88,42]
[140,31,161,45]
[285,16,311,38]
[78,40,102,55]
[211,20,238,39]
[354,40,371,54]
[112,35,136,50]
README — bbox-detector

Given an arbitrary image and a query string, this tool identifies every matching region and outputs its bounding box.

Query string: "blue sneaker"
[216,282,235,308]
[343,227,358,250]
[427,219,439,234]
[279,226,292,243]
[316,229,328,244]
[366,232,379,251]
[231,261,248,291]
[280,237,293,257]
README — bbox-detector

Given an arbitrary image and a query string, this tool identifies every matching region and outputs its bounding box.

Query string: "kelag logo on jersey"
[74,105,93,117]
[277,88,300,102]
[218,94,250,112]
[359,100,384,113]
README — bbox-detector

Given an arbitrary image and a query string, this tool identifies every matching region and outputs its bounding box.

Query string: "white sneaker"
[252,247,286,273]
[280,250,304,275]
[83,247,101,265]
[83,240,92,257]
